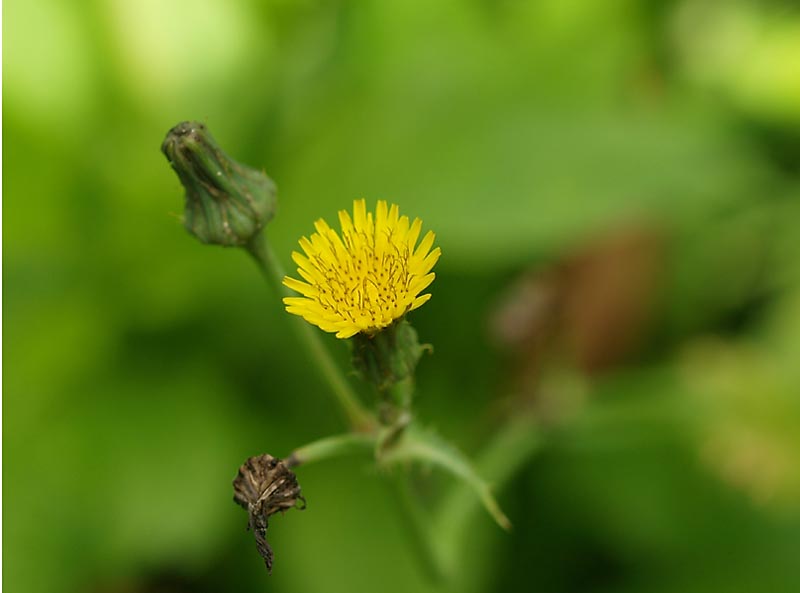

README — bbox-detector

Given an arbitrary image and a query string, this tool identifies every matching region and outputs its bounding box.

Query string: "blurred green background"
[5,0,800,591]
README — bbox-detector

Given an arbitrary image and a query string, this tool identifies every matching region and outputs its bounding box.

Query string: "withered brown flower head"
[233,454,305,573]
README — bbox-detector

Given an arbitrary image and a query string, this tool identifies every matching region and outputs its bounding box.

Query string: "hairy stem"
[285,432,376,468]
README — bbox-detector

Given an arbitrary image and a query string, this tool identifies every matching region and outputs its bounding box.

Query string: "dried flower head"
[283,199,441,338]
[233,454,305,573]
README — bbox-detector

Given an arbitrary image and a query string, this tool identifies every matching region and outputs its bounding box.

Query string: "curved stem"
[285,432,376,468]
[382,426,512,531]
[435,414,541,557]
[246,234,375,432]
[386,473,447,584]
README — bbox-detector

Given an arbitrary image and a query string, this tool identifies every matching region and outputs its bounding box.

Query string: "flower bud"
[162,121,276,246]
[351,320,427,422]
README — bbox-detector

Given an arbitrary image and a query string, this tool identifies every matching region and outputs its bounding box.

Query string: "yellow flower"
[283,199,441,338]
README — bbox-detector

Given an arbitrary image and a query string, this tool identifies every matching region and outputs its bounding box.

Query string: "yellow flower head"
[283,199,441,338]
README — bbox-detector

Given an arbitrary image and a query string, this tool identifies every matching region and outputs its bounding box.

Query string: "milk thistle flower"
[283,199,441,339]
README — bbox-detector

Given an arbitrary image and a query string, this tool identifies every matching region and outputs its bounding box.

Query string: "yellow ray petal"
[413,230,436,261]
[353,199,368,232]
[409,272,435,295]
[409,293,432,310]
[406,218,422,252]
[283,277,319,297]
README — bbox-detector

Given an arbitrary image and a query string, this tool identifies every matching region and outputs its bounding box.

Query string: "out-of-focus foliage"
[5,0,800,592]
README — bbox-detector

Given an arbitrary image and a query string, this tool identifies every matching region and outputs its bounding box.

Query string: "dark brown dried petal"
[249,509,274,573]
[233,454,305,573]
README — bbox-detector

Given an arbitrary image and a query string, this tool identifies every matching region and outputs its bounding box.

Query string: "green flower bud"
[351,319,428,423]
[162,121,276,247]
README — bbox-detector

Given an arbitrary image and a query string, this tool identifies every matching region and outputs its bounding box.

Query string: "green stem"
[435,414,541,552]
[427,413,542,588]
[285,432,376,468]
[386,473,447,584]
[287,431,448,583]
[382,426,512,531]
[246,234,375,432]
